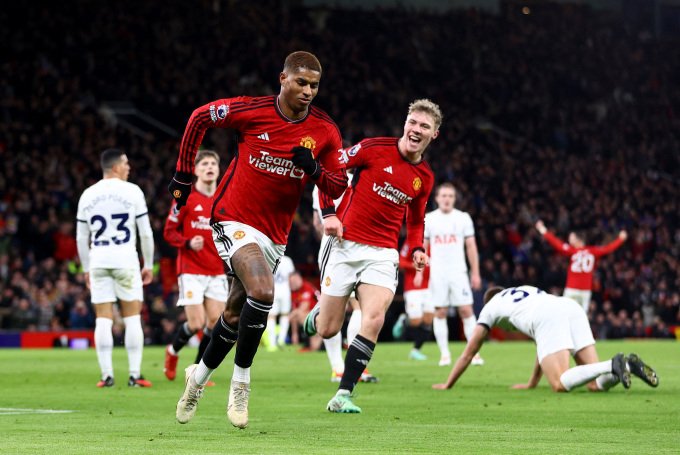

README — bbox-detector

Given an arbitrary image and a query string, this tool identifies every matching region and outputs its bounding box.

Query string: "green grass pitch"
[0,340,678,454]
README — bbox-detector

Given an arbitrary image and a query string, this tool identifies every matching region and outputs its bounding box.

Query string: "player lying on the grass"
[432,285,659,392]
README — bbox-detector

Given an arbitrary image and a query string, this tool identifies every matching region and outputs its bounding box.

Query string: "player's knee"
[363,313,385,335]
[223,308,240,326]
[317,325,339,339]
[187,320,203,333]
[248,286,274,303]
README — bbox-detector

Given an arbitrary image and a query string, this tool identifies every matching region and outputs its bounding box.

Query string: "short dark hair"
[100,148,125,173]
[483,286,505,304]
[283,51,322,74]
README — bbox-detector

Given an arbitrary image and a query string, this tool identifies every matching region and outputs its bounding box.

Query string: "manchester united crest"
[300,136,317,157]
[413,177,423,191]
[325,277,331,286]
[233,231,245,239]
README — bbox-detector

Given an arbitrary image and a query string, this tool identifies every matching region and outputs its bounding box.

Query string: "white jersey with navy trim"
[76,178,151,270]
[424,208,474,275]
[477,286,557,339]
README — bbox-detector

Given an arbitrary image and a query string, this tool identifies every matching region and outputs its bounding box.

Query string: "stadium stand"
[0,1,678,342]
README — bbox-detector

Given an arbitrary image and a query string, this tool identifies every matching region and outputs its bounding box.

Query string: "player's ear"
[279,72,288,86]
[432,129,440,140]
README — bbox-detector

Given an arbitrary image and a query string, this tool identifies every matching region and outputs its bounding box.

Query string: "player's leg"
[323,332,345,381]
[266,298,281,351]
[433,307,450,365]
[328,283,393,413]
[408,290,430,360]
[93,300,115,387]
[556,348,630,392]
[431,279,451,365]
[90,269,116,387]
[119,298,149,387]
[457,304,483,366]
[198,296,225,363]
[346,295,362,345]
[572,345,617,391]
[114,268,149,387]
[178,276,244,423]
[276,291,292,347]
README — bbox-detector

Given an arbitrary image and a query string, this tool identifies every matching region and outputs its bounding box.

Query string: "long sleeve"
[163,202,190,248]
[136,214,155,270]
[543,231,576,256]
[76,220,91,273]
[592,237,625,258]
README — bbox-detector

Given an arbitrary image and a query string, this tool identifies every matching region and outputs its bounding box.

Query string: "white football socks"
[462,315,477,341]
[233,364,250,384]
[324,332,345,372]
[266,317,277,348]
[560,359,612,391]
[95,317,114,379]
[347,310,362,345]
[277,315,289,345]
[123,315,144,378]
[433,316,450,358]
[595,372,620,391]
[194,360,214,386]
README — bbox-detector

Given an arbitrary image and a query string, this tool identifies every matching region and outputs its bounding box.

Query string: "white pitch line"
[0,408,74,415]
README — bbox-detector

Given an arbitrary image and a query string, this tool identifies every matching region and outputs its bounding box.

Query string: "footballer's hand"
[470,272,482,290]
[619,230,628,241]
[168,170,193,208]
[141,268,153,285]
[189,235,204,251]
[413,251,428,272]
[431,383,449,390]
[324,216,344,242]
[510,383,533,389]
[291,146,318,176]
[535,220,546,235]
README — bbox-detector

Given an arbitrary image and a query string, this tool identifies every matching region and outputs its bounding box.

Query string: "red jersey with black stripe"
[176,95,347,245]
[399,242,430,292]
[324,137,434,250]
[164,189,224,276]
[543,231,624,290]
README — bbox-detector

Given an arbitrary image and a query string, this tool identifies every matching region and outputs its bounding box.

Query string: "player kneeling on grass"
[432,285,659,392]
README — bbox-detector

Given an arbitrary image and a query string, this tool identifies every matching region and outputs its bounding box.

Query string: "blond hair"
[195,149,220,166]
[408,99,443,131]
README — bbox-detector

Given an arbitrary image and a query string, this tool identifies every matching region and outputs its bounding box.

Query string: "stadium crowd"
[0,1,678,341]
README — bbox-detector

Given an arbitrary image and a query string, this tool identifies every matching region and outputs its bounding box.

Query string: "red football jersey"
[399,242,430,292]
[176,95,347,245]
[322,137,434,251]
[164,189,224,276]
[543,231,624,290]
[291,280,319,311]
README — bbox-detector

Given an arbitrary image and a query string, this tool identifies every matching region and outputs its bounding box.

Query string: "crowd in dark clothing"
[0,1,678,342]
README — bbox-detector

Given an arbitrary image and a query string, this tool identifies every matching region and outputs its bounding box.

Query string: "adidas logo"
[383,166,393,174]
[257,132,270,141]
[194,204,203,211]
[356,359,369,366]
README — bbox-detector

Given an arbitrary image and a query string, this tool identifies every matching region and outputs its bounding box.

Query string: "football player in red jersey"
[304,99,441,413]
[170,51,348,428]
[163,150,227,383]
[536,220,627,315]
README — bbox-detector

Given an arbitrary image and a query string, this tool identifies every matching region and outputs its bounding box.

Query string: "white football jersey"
[274,255,296,296]
[477,286,559,338]
[76,178,151,270]
[424,208,474,274]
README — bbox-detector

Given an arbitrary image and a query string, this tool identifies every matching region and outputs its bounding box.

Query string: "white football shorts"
[534,297,595,363]
[404,289,433,319]
[271,287,292,315]
[212,221,285,275]
[320,238,399,297]
[89,268,143,304]
[563,288,592,313]
[429,271,473,307]
[177,273,229,306]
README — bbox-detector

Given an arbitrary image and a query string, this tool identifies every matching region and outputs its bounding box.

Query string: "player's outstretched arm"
[432,325,488,389]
